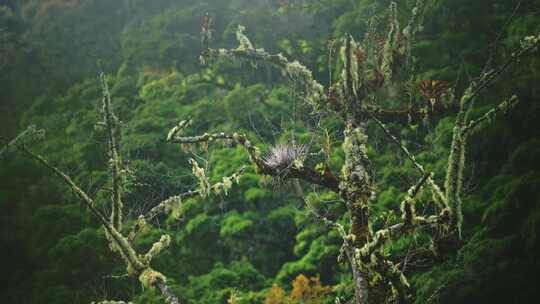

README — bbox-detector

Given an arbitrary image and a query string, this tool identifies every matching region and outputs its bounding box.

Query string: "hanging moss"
[380,2,399,82]
[189,158,211,198]
[285,60,325,110]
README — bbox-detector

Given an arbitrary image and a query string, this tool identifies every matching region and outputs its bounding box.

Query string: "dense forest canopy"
[1,0,539,303]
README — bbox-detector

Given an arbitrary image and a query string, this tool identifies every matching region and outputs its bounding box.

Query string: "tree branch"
[361,103,458,125]
[128,167,246,242]
[461,95,519,137]
[22,148,143,270]
[369,112,448,208]
[464,34,539,110]
[169,131,341,193]
[23,148,181,304]
[99,70,124,231]
[203,25,326,111]
[0,125,44,158]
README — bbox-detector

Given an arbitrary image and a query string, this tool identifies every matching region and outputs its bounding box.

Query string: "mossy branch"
[0,125,45,158]
[169,131,233,144]
[461,95,519,137]
[380,2,399,82]
[440,35,538,238]
[402,0,425,63]
[141,235,172,265]
[23,148,144,271]
[203,25,326,111]
[357,173,438,259]
[463,34,539,111]
[24,148,180,304]
[369,112,447,208]
[170,131,341,192]
[128,167,246,242]
[99,70,124,232]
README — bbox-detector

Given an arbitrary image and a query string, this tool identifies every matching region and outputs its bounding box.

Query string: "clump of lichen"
[285,60,326,110]
[340,35,364,100]
[340,124,372,199]
[380,2,399,82]
[521,34,540,50]
[167,119,191,142]
[213,170,243,195]
[189,158,211,197]
[236,25,254,50]
[139,268,167,289]
[142,234,172,265]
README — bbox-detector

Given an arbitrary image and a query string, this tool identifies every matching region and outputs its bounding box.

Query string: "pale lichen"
[521,34,540,50]
[163,196,183,220]
[380,2,399,82]
[167,119,191,142]
[402,0,425,62]
[141,234,172,265]
[189,158,211,197]
[340,36,363,99]
[340,123,372,200]
[236,25,254,50]
[285,60,326,110]
[139,268,167,289]
[0,125,45,157]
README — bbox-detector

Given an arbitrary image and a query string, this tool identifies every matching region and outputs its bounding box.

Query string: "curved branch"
[203,25,326,111]
[170,131,341,193]
[24,149,181,304]
[154,279,180,304]
[23,148,144,271]
[0,125,44,158]
[461,95,518,137]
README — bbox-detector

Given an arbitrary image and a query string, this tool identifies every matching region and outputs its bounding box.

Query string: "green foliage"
[185,261,266,304]
[2,0,540,303]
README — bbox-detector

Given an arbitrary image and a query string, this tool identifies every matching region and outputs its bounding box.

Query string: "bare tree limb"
[369,112,448,208]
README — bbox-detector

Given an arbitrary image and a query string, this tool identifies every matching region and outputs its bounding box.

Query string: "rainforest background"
[1,0,539,303]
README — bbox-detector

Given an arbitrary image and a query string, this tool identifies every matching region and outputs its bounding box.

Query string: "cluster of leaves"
[264,274,333,304]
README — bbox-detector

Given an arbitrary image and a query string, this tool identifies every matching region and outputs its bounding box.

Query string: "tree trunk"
[352,261,369,304]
